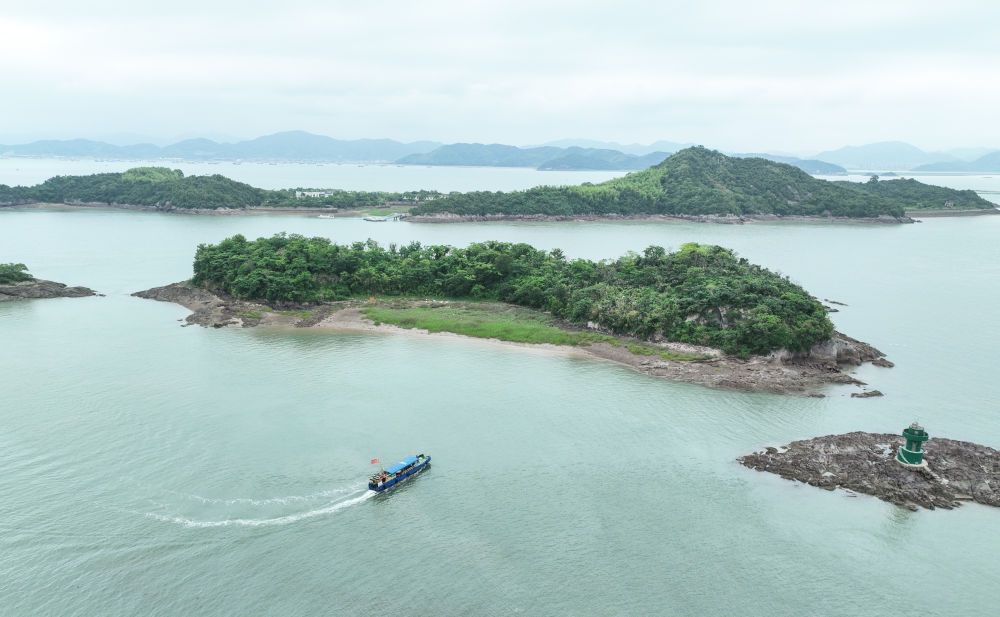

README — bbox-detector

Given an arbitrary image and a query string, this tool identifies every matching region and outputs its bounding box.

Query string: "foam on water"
[164,483,365,506]
[144,489,377,528]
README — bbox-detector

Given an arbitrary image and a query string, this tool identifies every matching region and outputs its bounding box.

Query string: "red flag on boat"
[370,458,380,465]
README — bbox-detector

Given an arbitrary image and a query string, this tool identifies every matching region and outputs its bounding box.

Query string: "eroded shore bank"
[740,432,1000,511]
[134,282,892,396]
[0,279,97,302]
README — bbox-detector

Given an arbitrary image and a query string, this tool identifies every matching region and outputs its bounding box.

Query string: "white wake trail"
[145,490,376,528]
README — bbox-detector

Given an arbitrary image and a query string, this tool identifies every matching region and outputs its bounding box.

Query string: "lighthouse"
[896,421,929,467]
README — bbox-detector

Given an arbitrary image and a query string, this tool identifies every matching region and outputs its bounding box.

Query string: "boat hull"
[368,456,431,492]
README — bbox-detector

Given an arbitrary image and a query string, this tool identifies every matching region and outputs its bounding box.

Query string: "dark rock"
[0,279,97,302]
[872,357,895,368]
[851,390,884,398]
[739,432,1000,510]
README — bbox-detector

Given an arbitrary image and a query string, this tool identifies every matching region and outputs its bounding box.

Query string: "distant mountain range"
[912,151,1000,172]
[538,138,694,156]
[0,131,442,163]
[4,131,996,174]
[398,143,847,174]
[731,153,845,175]
[810,141,1000,171]
[396,143,674,171]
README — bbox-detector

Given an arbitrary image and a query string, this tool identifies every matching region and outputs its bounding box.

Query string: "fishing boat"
[368,453,431,492]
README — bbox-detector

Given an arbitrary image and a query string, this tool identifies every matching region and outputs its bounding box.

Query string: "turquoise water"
[1,208,999,616]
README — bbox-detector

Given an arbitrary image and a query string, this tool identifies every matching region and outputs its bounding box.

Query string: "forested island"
[1,148,992,219]
[0,263,96,301]
[136,234,890,394]
[0,167,440,212]
[409,147,995,220]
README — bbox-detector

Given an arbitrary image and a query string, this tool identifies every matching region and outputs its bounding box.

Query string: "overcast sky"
[2,0,998,154]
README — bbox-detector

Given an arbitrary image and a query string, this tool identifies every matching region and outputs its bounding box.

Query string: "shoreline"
[133,282,892,396]
[3,201,995,222]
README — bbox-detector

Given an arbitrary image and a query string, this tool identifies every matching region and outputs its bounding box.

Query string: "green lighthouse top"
[902,422,929,443]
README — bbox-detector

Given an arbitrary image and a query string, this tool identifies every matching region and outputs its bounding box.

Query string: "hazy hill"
[813,141,956,170]
[0,131,442,162]
[912,151,1000,172]
[538,150,670,171]
[945,147,998,161]
[410,147,993,218]
[397,143,565,167]
[399,143,840,174]
[734,153,846,175]
[540,138,692,156]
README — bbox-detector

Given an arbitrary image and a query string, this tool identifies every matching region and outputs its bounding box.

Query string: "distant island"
[0,263,96,301]
[0,166,441,212]
[395,143,846,174]
[408,148,996,220]
[135,235,891,394]
[2,149,992,218]
[913,150,1000,172]
[1,130,845,173]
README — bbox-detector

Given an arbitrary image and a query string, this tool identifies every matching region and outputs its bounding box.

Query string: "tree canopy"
[0,263,33,284]
[192,234,834,357]
[0,168,442,210]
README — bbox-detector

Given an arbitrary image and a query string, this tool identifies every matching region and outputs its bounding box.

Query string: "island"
[408,147,996,221]
[2,148,992,221]
[134,234,891,395]
[739,424,1000,511]
[0,166,441,213]
[0,263,96,301]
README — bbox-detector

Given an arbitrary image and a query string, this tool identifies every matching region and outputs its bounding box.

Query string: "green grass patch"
[276,309,313,319]
[362,303,614,346]
[238,310,264,320]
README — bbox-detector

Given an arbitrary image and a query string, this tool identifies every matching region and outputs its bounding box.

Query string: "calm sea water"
[1,206,999,616]
[0,158,624,192]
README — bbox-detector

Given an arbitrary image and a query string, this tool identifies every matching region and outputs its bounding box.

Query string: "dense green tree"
[0,263,33,284]
[192,235,835,356]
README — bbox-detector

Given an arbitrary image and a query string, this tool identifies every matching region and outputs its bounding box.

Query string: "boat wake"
[163,484,362,506]
[143,488,376,528]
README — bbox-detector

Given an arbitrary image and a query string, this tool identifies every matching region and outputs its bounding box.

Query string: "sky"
[1,0,999,154]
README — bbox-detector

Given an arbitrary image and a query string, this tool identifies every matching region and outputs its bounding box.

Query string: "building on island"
[896,421,929,467]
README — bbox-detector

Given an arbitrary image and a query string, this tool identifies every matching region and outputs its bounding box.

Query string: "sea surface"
[0,158,624,192]
[1,205,999,615]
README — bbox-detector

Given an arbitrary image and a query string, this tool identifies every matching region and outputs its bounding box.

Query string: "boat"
[368,453,431,492]
[363,215,387,222]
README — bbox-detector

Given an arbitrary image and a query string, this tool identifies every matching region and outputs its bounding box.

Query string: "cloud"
[1,0,999,152]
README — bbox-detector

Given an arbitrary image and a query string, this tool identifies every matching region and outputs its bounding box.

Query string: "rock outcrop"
[0,279,97,302]
[740,432,1000,510]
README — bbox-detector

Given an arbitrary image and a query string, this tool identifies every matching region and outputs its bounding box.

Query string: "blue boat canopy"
[385,456,419,474]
